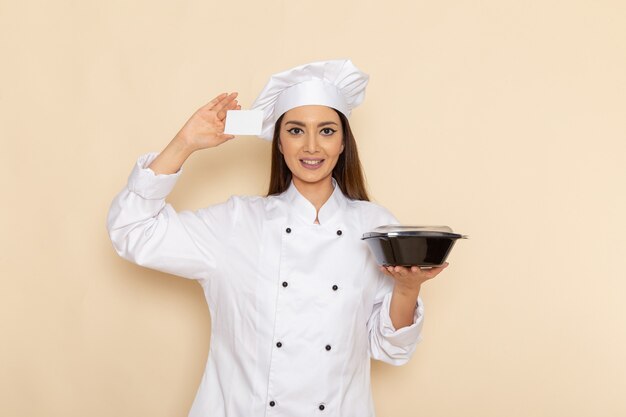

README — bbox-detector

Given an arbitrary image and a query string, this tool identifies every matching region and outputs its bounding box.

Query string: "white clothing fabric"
[106,152,424,417]
[250,59,369,140]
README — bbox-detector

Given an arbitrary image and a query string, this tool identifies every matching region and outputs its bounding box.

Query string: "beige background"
[1,0,625,416]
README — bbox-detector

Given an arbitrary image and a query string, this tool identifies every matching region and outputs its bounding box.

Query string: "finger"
[214,92,239,113]
[218,133,235,142]
[379,266,392,277]
[223,100,239,114]
[204,93,228,109]
[394,266,409,276]
[384,266,394,277]
[216,96,240,120]
[387,266,404,279]
[423,264,448,279]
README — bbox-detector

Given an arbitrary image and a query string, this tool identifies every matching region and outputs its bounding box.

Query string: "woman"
[107,60,448,417]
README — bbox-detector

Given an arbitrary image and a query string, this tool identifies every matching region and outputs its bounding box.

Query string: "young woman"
[107,60,448,417]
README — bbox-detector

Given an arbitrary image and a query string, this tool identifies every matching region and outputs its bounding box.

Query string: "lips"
[299,158,324,170]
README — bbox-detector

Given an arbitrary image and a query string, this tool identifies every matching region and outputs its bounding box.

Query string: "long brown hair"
[266,108,369,201]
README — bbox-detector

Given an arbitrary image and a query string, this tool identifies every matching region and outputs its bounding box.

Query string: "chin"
[296,172,332,184]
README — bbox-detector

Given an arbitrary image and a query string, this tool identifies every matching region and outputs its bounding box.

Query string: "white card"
[223,110,263,135]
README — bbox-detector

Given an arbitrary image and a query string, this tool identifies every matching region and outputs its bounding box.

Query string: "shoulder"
[194,193,269,221]
[226,194,268,207]
[344,198,400,228]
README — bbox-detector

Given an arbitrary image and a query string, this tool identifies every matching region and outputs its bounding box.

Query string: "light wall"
[1,1,625,416]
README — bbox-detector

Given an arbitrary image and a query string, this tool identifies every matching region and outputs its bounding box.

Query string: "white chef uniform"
[106,152,425,417]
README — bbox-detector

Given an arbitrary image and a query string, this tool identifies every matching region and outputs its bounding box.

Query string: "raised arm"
[106,93,241,281]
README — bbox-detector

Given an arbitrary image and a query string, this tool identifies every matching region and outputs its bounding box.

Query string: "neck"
[292,176,335,213]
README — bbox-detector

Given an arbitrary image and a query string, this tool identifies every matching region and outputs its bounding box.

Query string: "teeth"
[302,160,322,165]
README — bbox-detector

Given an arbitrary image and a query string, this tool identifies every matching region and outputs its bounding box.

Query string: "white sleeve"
[367,272,424,366]
[365,205,425,366]
[105,152,235,282]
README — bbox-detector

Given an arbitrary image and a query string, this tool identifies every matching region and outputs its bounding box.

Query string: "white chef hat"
[250,59,369,141]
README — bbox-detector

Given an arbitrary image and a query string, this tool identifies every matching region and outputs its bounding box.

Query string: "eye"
[321,128,337,136]
[286,127,303,135]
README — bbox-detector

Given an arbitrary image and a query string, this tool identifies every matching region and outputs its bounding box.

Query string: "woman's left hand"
[380,262,449,295]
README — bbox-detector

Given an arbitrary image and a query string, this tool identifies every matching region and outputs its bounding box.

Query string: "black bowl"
[362,226,466,267]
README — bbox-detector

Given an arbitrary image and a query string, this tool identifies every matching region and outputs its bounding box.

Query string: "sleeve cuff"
[126,152,183,200]
[379,292,424,347]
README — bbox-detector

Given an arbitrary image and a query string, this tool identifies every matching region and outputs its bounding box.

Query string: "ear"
[278,140,283,154]
[340,142,345,154]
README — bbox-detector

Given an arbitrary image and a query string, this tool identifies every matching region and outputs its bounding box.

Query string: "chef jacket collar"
[280,177,346,225]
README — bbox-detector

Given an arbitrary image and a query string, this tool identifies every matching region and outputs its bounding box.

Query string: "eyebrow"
[284,120,339,127]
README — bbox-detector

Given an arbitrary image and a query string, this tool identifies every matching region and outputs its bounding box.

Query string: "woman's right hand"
[147,93,242,175]
[175,92,242,152]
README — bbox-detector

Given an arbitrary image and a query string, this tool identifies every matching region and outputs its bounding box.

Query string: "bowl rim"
[361,231,466,240]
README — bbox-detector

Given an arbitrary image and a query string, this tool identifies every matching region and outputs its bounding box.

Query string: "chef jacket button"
[319,404,325,410]
[325,344,331,351]
[336,230,342,236]
[276,341,282,348]
[269,400,276,407]
[332,285,338,291]
[282,281,288,288]
[286,227,291,233]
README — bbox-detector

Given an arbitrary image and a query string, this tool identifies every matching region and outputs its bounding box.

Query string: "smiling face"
[278,105,344,189]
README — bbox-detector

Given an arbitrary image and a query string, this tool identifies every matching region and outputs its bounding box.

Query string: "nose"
[304,131,318,153]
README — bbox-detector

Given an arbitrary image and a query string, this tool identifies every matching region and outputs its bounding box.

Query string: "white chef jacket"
[106,152,425,417]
